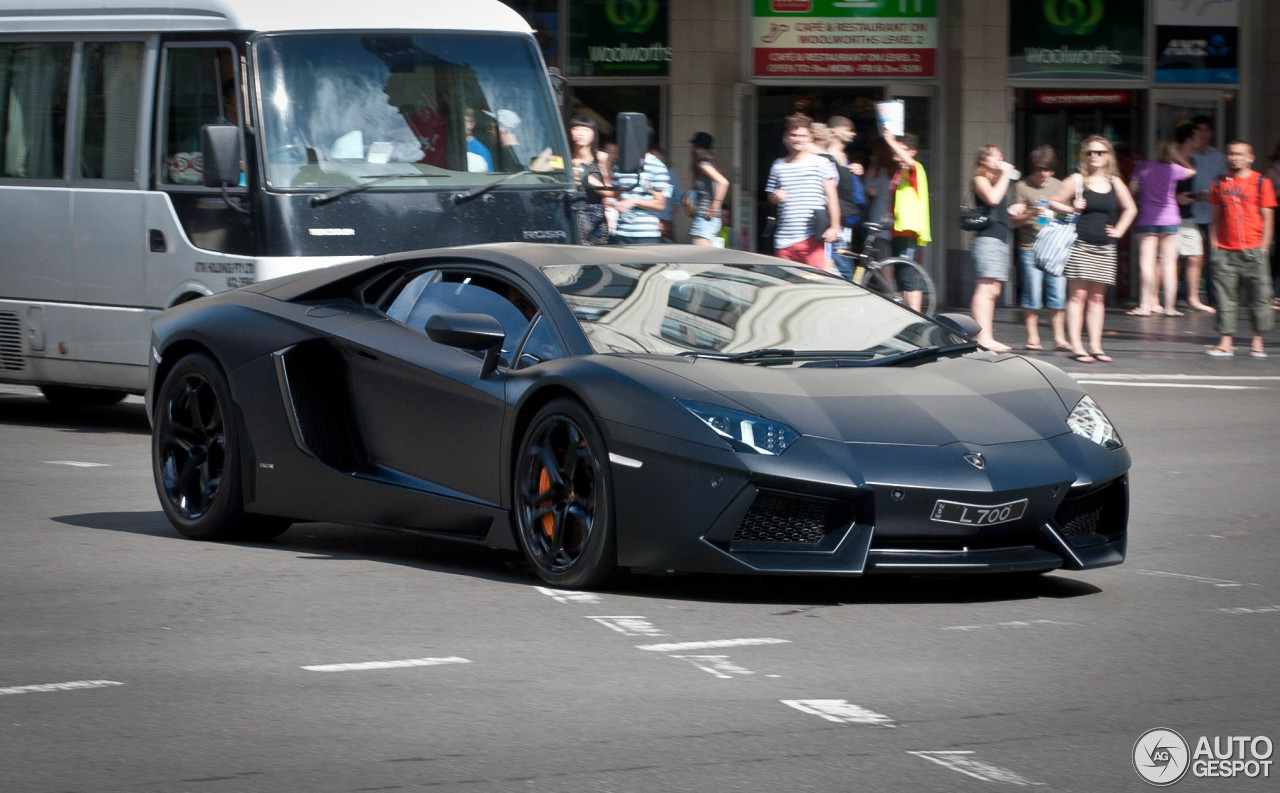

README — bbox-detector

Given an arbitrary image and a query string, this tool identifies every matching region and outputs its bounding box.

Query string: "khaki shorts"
[1177,219,1203,257]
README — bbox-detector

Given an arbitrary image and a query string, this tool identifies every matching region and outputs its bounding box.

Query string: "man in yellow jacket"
[884,129,931,312]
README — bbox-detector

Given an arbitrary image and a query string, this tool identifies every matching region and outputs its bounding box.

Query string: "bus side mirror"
[201,124,241,188]
[614,112,648,174]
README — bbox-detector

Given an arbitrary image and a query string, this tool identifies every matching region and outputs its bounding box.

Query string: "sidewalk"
[983,304,1278,376]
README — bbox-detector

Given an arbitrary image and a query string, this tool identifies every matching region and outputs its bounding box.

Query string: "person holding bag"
[1048,135,1137,363]
[969,145,1025,351]
[568,115,612,245]
[1013,145,1068,352]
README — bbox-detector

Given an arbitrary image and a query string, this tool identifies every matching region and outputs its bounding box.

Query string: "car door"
[334,269,536,510]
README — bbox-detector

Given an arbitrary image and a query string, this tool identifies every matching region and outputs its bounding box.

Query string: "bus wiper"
[877,342,979,366]
[453,170,536,204]
[310,173,429,207]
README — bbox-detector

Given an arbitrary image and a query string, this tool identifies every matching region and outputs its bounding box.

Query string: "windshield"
[542,262,968,359]
[254,33,570,190]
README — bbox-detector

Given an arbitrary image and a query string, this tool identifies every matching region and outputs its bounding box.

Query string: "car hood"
[634,353,1073,447]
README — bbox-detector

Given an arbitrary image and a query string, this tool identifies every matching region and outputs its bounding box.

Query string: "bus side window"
[0,42,72,179]
[75,42,144,181]
[160,45,237,186]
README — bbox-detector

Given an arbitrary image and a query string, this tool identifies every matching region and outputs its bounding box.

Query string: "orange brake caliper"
[537,467,554,540]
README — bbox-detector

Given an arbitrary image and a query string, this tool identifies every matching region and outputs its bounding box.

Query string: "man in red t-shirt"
[1206,141,1276,357]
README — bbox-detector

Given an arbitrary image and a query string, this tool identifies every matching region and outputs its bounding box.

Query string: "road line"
[301,656,470,672]
[586,616,667,637]
[43,460,111,467]
[909,751,1044,785]
[671,655,755,679]
[0,679,123,696]
[1135,569,1251,587]
[1075,381,1258,389]
[1214,605,1280,615]
[636,638,791,652]
[533,586,602,604]
[781,699,895,727]
[944,619,1076,632]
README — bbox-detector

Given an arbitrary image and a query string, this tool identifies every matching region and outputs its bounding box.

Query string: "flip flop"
[1190,304,1217,314]
[1125,308,1150,316]
[1205,347,1234,357]
[1053,343,1073,352]
[1092,353,1113,363]
[1251,350,1269,359]
[1024,342,1044,351]
[1163,309,1185,317]
[1071,354,1096,363]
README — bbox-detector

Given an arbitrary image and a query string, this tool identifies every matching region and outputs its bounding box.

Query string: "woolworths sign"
[568,0,670,77]
[1009,0,1146,80]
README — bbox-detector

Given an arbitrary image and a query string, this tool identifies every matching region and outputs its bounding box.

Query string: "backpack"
[819,152,865,226]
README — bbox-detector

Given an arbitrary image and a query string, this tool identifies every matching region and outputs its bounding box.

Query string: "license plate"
[930,498,1028,526]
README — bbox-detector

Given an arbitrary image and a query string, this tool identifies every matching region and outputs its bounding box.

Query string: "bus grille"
[0,313,25,371]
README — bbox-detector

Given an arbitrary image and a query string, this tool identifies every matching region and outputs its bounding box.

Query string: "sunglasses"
[1084,149,1108,156]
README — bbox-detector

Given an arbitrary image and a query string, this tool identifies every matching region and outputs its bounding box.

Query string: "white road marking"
[671,655,755,679]
[534,586,602,605]
[1136,569,1251,587]
[909,751,1044,786]
[636,638,791,652]
[586,616,667,637]
[1214,605,1280,615]
[944,619,1076,632]
[43,460,110,468]
[1075,380,1258,389]
[781,699,895,727]
[0,679,123,696]
[301,656,470,672]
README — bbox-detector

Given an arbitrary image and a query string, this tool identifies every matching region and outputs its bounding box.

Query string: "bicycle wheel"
[860,257,936,316]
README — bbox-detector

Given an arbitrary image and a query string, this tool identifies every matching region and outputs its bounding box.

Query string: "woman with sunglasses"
[1048,135,1137,363]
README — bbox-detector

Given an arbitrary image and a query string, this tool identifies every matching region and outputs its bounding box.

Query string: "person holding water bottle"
[1012,145,1068,352]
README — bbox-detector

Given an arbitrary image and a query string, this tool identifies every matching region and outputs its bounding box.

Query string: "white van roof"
[0,0,534,35]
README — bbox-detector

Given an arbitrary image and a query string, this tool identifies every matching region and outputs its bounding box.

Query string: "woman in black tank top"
[1047,135,1137,363]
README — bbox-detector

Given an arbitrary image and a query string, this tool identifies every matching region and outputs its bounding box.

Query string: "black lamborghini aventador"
[148,243,1129,588]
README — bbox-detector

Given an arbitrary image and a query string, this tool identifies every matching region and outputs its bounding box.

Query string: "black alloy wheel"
[152,353,289,541]
[514,398,616,588]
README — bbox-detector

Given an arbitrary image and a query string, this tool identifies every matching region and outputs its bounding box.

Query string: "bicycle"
[833,222,937,316]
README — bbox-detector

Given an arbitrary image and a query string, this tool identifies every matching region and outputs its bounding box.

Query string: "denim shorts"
[1018,248,1066,310]
[690,215,722,241]
[1134,224,1179,235]
[971,236,1010,281]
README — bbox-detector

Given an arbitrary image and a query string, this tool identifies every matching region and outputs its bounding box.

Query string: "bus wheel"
[151,353,290,542]
[40,386,127,407]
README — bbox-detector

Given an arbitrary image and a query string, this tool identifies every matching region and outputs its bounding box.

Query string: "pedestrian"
[609,122,671,246]
[820,115,866,278]
[1173,122,1204,311]
[1128,138,1196,315]
[568,115,612,246]
[861,139,896,263]
[650,145,680,242]
[684,131,729,246]
[883,128,931,312]
[765,113,841,268]
[1187,115,1227,311]
[1012,144,1069,352]
[1265,140,1280,309]
[968,144,1025,351]
[1047,135,1137,363]
[1205,141,1276,358]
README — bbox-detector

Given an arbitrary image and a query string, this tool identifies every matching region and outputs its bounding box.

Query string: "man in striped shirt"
[611,144,672,245]
[766,114,842,268]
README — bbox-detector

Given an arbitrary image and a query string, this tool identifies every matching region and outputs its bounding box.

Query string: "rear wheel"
[40,385,127,407]
[861,256,936,316]
[151,353,290,541]
[513,398,617,589]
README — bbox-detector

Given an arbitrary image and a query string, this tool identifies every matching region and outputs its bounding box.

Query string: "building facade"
[508,0,1275,307]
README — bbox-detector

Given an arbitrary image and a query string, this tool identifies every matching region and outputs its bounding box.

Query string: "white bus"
[0,0,575,404]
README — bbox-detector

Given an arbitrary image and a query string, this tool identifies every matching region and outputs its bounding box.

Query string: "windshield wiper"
[453,170,538,204]
[678,348,876,363]
[877,342,979,366]
[310,173,431,207]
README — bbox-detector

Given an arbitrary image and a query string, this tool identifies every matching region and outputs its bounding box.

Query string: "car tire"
[514,398,617,589]
[40,385,127,407]
[152,353,290,542]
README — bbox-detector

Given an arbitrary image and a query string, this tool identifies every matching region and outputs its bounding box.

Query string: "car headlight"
[676,399,799,455]
[1067,395,1123,450]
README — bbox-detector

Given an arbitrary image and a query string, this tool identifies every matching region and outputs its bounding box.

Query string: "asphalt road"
[2,312,1277,792]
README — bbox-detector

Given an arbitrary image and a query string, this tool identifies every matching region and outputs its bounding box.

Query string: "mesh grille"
[1054,483,1121,538]
[733,492,834,544]
[0,312,24,371]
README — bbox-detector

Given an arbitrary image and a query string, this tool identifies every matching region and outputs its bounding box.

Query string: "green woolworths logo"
[1044,0,1104,36]
[606,0,659,34]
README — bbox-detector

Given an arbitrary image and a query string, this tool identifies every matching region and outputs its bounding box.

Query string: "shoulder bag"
[1033,174,1081,277]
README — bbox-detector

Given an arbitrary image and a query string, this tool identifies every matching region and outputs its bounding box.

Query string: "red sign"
[754,48,935,77]
[1033,91,1132,107]
[771,0,813,11]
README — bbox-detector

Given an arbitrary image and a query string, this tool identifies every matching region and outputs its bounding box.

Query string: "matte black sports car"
[148,243,1128,588]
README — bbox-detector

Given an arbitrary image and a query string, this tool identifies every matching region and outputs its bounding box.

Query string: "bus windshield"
[255,33,570,190]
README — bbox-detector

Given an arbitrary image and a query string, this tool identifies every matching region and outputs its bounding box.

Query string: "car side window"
[514,315,564,369]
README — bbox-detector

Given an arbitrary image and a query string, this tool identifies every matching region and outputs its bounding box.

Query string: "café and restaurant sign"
[568,0,670,77]
[752,0,938,79]
[1009,0,1145,80]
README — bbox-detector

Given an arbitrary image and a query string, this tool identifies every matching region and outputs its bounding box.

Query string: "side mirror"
[614,112,649,174]
[934,312,981,338]
[425,312,506,378]
[201,124,241,188]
